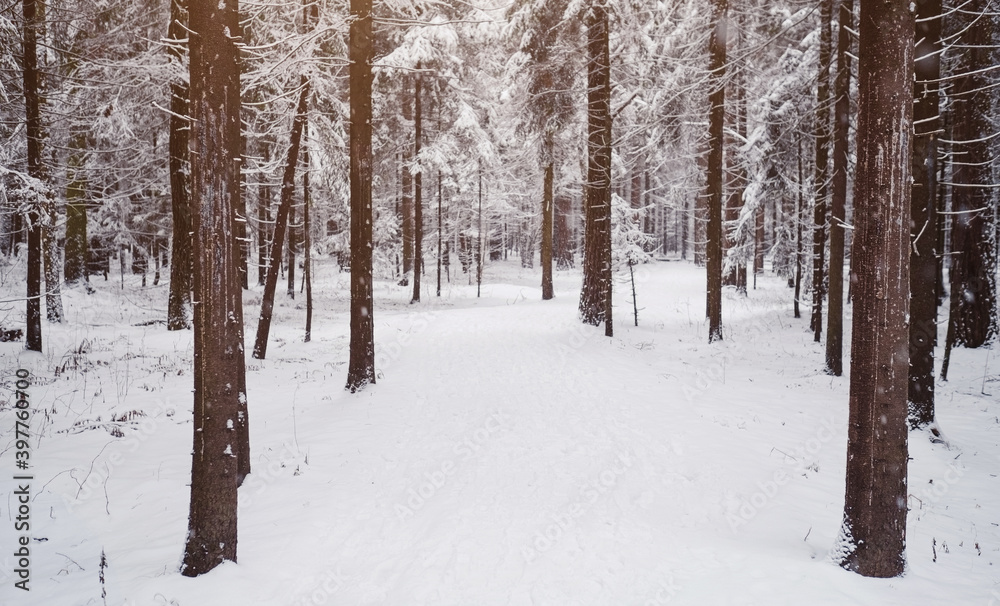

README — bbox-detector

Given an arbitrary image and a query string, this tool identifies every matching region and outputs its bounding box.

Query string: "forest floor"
[1,256,999,606]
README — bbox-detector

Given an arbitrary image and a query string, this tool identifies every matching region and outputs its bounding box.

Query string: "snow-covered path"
[3,260,998,605]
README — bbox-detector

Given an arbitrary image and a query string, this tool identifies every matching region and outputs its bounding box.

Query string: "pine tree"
[182,0,247,577]
[346,0,376,391]
[836,0,913,578]
[705,0,728,343]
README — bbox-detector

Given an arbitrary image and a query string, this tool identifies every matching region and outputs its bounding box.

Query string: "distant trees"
[835,0,913,578]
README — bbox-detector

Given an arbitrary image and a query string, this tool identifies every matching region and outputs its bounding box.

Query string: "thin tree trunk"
[345,0,376,391]
[437,171,442,297]
[811,0,833,342]
[794,135,803,319]
[836,0,912,578]
[477,160,483,298]
[253,80,309,360]
[579,0,613,336]
[22,0,43,351]
[907,0,941,426]
[705,0,727,342]
[400,78,413,286]
[43,196,63,321]
[411,67,423,304]
[541,154,554,300]
[182,0,246,576]
[286,199,296,299]
[167,0,191,331]
[64,126,88,286]
[257,142,270,287]
[826,0,854,376]
[303,130,312,343]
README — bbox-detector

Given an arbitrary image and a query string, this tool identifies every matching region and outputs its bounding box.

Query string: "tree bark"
[167,0,192,331]
[257,141,270,287]
[21,0,43,351]
[579,0,613,336]
[836,0,912,578]
[826,0,854,376]
[64,126,88,286]
[907,0,941,427]
[437,171,442,297]
[811,0,833,342]
[303,131,313,343]
[541,153,554,300]
[346,0,376,391]
[182,0,247,576]
[400,77,414,286]
[253,80,309,360]
[946,0,997,349]
[705,0,727,342]
[412,67,423,304]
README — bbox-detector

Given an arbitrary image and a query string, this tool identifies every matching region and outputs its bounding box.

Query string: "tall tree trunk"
[907,0,941,426]
[541,145,554,300]
[257,142,270,287]
[811,0,833,342]
[64,126,88,286]
[286,199,296,299]
[400,77,414,286]
[303,130,313,343]
[346,0,375,391]
[477,160,483,297]
[705,0,727,342]
[826,0,854,376]
[554,192,573,269]
[411,67,423,304]
[253,80,309,360]
[21,0,42,351]
[946,0,997,349]
[579,0,613,337]
[436,172,442,297]
[836,0,913,578]
[794,135,803,319]
[167,0,191,331]
[43,196,63,321]
[182,0,246,576]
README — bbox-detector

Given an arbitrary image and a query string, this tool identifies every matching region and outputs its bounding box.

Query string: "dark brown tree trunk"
[946,0,997,349]
[411,67,423,304]
[541,154,554,300]
[705,0,727,342]
[253,80,309,360]
[286,199,296,299]
[436,172,442,297]
[811,0,833,343]
[64,126,88,286]
[907,0,941,427]
[346,0,376,391]
[836,0,913,578]
[303,132,313,343]
[400,78,414,286]
[182,0,247,576]
[257,142,270,287]
[826,0,854,376]
[167,0,191,331]
[794,135,803,319]
[21,0,42,351]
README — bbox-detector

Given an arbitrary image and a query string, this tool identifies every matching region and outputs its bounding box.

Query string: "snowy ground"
[1,255,998,606]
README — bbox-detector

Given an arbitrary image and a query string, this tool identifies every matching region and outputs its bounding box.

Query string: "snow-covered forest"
[0,0,998,604]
